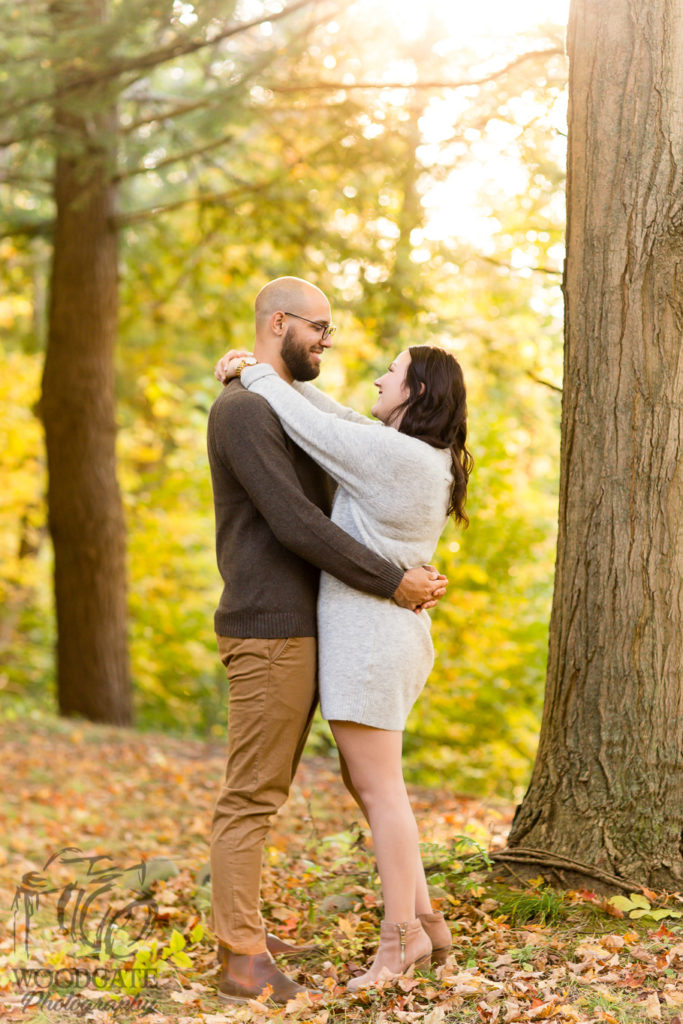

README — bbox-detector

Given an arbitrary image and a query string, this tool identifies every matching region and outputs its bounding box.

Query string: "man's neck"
[253,339,293,383]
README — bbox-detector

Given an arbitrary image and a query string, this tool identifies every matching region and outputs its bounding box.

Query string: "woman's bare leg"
[338,747,369,819]
[413,851,433,916]
[338,744,433,917]
[331,721,428,923]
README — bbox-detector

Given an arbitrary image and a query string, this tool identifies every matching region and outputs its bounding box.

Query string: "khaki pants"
[209,635,317,954]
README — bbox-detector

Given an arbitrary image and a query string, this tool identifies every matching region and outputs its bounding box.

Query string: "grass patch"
[496,884,567,927]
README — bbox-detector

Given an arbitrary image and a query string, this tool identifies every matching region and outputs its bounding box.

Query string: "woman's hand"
[214,349,255,384]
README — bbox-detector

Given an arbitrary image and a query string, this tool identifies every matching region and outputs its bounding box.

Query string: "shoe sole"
[217,992,251,1005]
[217,988,320,1005]
[217,990,293,1006]
[348,952,434,991]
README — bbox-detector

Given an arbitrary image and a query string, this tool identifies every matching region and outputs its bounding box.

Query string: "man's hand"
[393,565,447,613]
[214,349,254,384]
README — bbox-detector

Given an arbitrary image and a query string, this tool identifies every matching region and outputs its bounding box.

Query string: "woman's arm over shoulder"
[241,364,403,496]
[292,381,373,425]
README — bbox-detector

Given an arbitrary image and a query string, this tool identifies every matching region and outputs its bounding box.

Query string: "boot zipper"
[399,923,406,969]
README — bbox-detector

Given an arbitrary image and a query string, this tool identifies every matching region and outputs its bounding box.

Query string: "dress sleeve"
[241,364,417,498]
[292,381,373,425]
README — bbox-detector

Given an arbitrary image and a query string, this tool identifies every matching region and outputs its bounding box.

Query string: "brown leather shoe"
[265,932,317,959]
[216,931,316,965]
[217,947,318,1004]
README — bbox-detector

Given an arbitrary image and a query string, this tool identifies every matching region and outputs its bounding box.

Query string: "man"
[207,276,446,1003]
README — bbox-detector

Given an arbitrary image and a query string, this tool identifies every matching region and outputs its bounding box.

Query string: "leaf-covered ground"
[1,714,682,1024]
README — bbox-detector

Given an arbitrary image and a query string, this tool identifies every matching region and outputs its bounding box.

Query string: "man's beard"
[281,326,321,382]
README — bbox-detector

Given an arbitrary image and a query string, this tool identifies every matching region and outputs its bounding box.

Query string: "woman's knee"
[331,721,405,798]
[348,769,410,816]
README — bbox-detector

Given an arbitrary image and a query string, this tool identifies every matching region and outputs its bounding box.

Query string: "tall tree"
[41,0,129,723]
[503,0,683,889]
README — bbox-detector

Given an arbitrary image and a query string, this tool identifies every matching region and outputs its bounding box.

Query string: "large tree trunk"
[41,0,132,724]
[507,0,683,889]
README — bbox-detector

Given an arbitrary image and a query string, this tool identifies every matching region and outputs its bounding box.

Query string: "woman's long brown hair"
[392,345,473,526]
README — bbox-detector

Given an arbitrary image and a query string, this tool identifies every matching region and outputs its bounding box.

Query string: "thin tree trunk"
[40,0,131,725]
[507,0,683,890]
[382,107,424,341]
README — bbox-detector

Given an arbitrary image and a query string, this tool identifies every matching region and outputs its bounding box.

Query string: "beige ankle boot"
[347,918,432,992]
[418,911,452,965]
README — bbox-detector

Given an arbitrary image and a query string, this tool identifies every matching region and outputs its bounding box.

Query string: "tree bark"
[507,0,683,889]
[40,0,131,725]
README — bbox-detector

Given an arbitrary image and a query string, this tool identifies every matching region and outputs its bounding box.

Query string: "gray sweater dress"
[241,363,453,730]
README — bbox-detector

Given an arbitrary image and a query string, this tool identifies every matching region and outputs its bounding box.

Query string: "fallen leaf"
[398,977,422,992]
[420,1008,445,1024]
[526,1000,558,1019]
[170,990,199,1004]
[503,1003,521,1023]
[597,900,624,919]
[642,992,662,1019]
[553,1005,582,1021]
[574,942,612,960]
[284,990,315,1013]
[337,915,359,940]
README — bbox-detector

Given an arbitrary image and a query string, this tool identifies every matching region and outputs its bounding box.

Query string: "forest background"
[0,0,569,802]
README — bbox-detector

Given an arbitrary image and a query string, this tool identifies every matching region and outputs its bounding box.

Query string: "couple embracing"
[206,276,472,1003]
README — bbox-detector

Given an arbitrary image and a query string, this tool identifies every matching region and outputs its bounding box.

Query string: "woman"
[216,344,472,990]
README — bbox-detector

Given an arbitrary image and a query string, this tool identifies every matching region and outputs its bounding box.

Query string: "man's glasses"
[283,311,337,340]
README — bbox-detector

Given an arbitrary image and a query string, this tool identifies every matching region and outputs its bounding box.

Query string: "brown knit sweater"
[207,380,404,638]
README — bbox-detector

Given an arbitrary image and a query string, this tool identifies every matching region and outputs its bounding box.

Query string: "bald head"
[254,277,329,333]
[251,276,333,383]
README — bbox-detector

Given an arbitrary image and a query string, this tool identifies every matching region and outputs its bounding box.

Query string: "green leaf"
[609,895,635,912]
[171,950,193,969]
[627,893,651,910]
[168,929,186,953]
